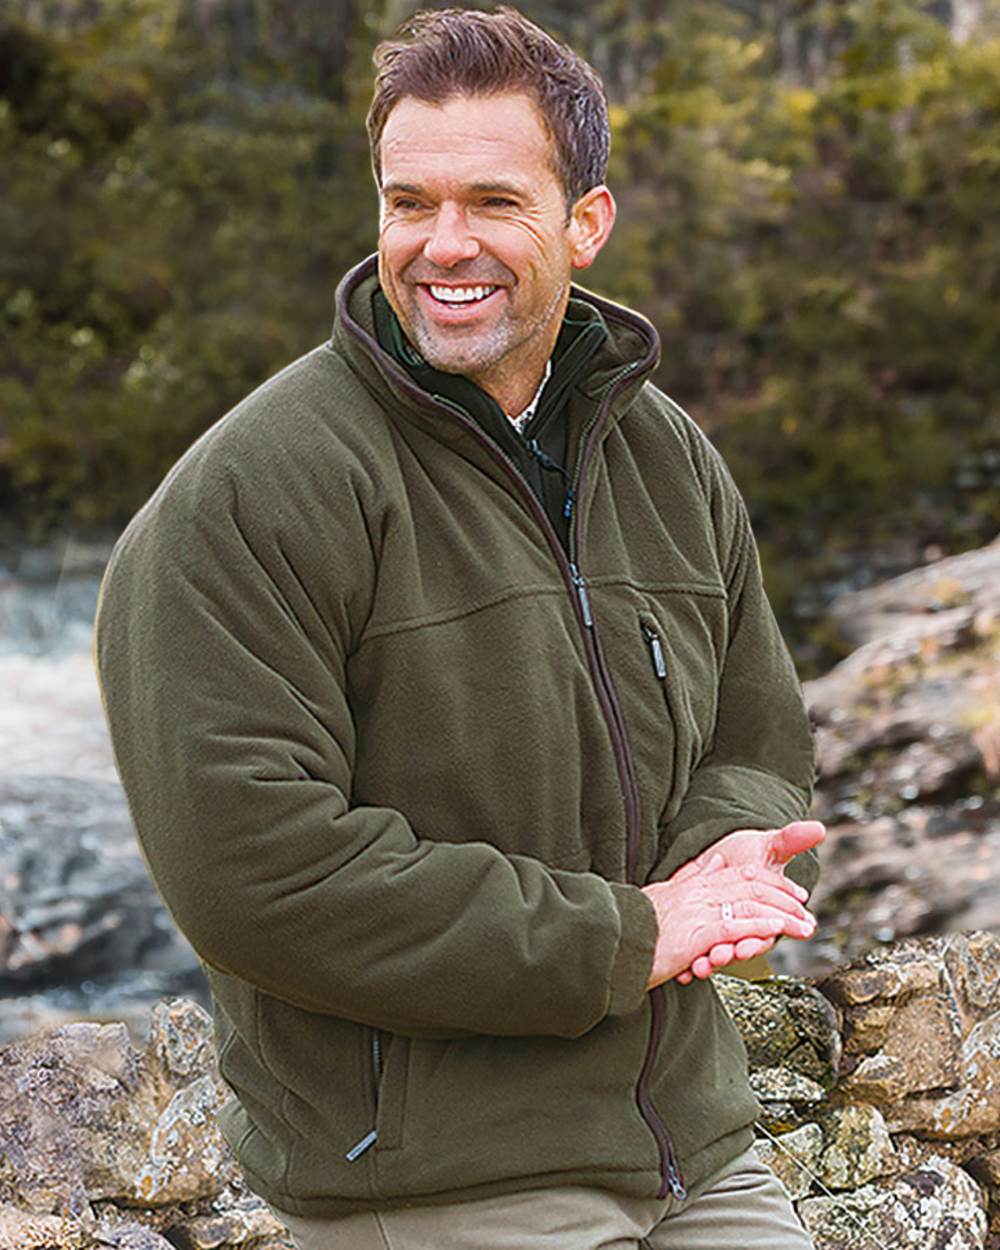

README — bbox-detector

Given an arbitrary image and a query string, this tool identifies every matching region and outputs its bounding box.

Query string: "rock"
[969,1146,1000,1186]
[715,975,841,1088]
[0,1202,95,1250]
[0,776,206,1003]
[820,936,1000,1147]
[840,1002,894,1054]
[0,938,999,1248]
[945,931,1000,1029]
[817,1105,897,1189]
[754,1124,823,1200]
[798,1156,988,1249]
[897,1134,1000,1233]
[827,541,1000,650]
[0,999,239,1217]
[823,933,1000,1018]
[824,944,944,1006]
[0,1209,182,1250]
[93,1225,177,1249]
[749,1068,827,1132]
[897,1131,1000,1180]
[888,1013,1000,1140]
[776,540,1000,980]
[838,990,963,1102]
[0,968,215,1049]
[169,1202,294,1249]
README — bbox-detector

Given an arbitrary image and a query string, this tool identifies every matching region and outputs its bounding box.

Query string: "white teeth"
[429,284,497,304]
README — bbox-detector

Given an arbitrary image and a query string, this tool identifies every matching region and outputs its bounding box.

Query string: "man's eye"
[390,198,421,211]
[484,197,517,208]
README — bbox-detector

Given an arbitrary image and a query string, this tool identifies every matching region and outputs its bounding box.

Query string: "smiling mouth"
[424,283,500,306]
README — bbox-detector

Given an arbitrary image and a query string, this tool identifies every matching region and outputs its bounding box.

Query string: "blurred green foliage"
[2,0,999,656]
[1,0,376,528]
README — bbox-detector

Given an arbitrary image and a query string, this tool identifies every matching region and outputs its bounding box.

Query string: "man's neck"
[469,345,557,418]
[509,360,553,432]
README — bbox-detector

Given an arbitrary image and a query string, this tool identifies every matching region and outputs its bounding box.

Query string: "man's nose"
[422,203,480,268]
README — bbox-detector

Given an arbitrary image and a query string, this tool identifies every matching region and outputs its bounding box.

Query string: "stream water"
[0,535,208,1042]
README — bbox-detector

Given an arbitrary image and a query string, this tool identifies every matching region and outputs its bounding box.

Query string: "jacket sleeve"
[645,412,819,894]
[93,440,656,1041]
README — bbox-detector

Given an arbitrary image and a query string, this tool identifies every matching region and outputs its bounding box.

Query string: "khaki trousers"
[268,1146,814,1249]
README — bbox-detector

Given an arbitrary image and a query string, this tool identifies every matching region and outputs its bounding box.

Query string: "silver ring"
[721,902,734,922]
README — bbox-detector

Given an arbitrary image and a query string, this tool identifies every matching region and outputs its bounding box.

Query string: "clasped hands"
[642,820,826,990]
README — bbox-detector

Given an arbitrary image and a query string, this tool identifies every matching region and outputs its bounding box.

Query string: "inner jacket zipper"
[345,321,687,1200]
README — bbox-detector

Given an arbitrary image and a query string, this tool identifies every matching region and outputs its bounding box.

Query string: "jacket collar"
[330,254,661,436]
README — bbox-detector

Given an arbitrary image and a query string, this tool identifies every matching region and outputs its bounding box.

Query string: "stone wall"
[721,930,1000,1248]
[1,933,998,1249]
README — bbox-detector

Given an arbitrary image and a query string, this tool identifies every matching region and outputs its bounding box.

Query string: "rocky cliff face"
[785,538,1000,977]
[1,934,999,1249]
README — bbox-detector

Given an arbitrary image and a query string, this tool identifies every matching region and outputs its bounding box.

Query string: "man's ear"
[568,186,616,271]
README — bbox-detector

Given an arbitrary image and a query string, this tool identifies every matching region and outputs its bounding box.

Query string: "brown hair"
[367,6,610,209]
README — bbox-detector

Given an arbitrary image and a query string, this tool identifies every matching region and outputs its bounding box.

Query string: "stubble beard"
[407,279,569,387]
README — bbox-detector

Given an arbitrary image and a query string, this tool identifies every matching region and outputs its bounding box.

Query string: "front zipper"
[345,1028,383,1162]
[347,322,686,1200]
[570,379,688,1201]
[437,370,686,1201]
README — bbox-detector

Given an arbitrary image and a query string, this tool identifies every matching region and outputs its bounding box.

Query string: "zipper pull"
[562,487,575,520]
[526,437,563,473]
[666,1154,688,1201]
[346,1128,378,1162]
[641,622,667,679]
[569,563,593,628]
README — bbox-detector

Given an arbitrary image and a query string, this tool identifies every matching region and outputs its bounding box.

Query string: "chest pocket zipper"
[638,612,686,808]
[641,619,668,680]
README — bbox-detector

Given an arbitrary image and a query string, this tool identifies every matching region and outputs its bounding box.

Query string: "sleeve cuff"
[605,883,657,1017]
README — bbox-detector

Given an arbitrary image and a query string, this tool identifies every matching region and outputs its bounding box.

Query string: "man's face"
[376,92,583,407]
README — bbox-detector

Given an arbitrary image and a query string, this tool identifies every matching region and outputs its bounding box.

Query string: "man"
[94,8,825,1248]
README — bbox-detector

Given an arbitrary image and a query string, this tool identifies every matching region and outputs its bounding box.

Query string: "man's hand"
[642,820,825,990]
[676,819,825,983]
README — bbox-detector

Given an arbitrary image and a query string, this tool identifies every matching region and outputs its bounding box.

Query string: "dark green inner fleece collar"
[370,284,612,555]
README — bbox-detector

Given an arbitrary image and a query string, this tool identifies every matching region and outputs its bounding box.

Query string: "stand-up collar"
[330,255,661,437]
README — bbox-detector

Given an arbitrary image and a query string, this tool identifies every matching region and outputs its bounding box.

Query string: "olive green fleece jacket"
[93,255,818,1219]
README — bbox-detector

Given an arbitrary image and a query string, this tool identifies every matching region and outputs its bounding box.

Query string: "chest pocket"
[635,589,727,820]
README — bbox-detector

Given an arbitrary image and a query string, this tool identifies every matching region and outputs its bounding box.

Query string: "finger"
[709,942,735,967]
[715,912,814,947]
[670,859,703,884]
[692,954,714,979]
[767,820,826,866]
[713,864,811,906]
[732,936,775,961]
[711,915,787,946]
[679,931,775,983]
[669,847,725,883]
[727,880,812,921]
